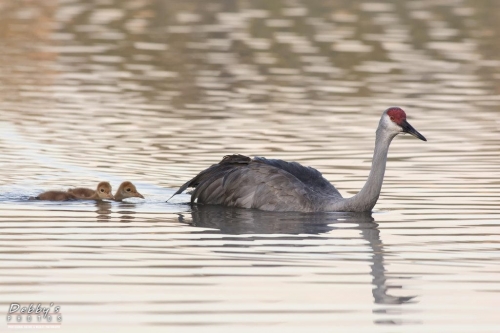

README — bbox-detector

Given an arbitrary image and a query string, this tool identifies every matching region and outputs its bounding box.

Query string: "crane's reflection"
[94,201,138,222]
[95,201,112,221]
[179,205,416,306]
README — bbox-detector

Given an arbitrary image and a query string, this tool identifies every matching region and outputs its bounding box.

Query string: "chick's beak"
[135,192,145,199]
[401,120,427,141]
[107,193,115,200]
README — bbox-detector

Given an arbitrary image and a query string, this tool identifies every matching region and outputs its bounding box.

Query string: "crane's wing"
[253,157,342,197]
[194,162,319,211]
[171,154,341,211]
[171,154,251,197]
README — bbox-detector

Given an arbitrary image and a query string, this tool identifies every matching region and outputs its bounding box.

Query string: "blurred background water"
[0,0,499,332]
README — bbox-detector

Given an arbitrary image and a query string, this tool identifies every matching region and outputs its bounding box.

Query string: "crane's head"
[96,181,115,200]
[382,107,426,141]
[117,181,145,199]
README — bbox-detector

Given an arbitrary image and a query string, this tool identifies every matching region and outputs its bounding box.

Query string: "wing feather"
[253,157,341,198]
[172,154,338,212]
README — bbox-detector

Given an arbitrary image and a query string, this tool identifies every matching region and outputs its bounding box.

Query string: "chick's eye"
[100,188,104,192]
[126,188,131,192]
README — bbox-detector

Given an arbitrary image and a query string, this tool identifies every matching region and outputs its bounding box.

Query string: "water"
[1,0,500,331]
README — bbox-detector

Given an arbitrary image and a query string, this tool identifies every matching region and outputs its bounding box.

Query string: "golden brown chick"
[68,181,114,200]
[35,191,78,201]
[114,181,144,201]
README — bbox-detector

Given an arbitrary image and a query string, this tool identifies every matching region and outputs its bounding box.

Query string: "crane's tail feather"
[166,154,251,203]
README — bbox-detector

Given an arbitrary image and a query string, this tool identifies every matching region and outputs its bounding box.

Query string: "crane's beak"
[401,120,426,141]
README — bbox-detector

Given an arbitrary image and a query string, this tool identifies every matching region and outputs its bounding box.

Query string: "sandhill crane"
[171,107,426,212]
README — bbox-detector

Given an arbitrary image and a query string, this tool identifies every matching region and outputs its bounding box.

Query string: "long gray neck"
[329,127,396,212]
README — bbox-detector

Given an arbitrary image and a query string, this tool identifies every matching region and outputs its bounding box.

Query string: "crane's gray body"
[172,110,425,212]
[174,154,342,212]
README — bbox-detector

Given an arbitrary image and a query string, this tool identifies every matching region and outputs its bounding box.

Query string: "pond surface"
[0,0,499,332]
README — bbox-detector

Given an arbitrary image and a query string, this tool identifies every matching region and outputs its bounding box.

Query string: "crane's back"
[173,154,342,212]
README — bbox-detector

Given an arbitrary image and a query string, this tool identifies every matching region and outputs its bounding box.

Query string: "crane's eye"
[390,116,395,122]
[126,188,131,192]
[100,188,104,192]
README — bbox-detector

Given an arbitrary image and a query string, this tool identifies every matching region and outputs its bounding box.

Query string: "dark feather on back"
[253,157,341,197]
[172,154,342,211]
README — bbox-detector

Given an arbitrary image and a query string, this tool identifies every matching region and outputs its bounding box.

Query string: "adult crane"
[171,107,427,212]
